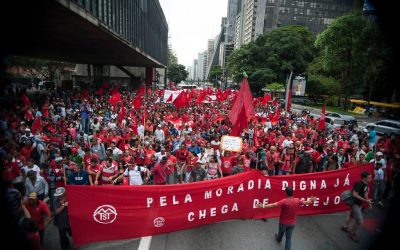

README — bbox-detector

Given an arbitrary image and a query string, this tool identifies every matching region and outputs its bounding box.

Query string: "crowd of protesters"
[2,82,400,249]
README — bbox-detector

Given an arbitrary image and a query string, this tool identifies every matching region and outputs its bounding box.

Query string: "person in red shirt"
[150,156,169,185]
[256,187,317,250]
[25,192,51,247]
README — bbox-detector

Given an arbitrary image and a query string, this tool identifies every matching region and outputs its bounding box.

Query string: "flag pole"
[285,71,293,113]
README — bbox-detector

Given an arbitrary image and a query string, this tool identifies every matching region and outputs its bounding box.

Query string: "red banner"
[67,164,373,246]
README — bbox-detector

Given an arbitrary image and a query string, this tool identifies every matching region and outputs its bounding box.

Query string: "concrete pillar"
[145,67,155,87]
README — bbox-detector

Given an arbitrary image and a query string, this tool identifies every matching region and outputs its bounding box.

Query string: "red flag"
[230,104,247,136]
[287,83,293,112]
[262,94,271,105]
[20,93,31,107]
[318,103,326,131]
[195,92,206,104]
[132,95,142,109]
[95,87,104,95]
[31,116,42,133]
[272,98,278,106]
[270,106,280,124]
[228,78,255,125]
[137,85,146,96]
[81,89,90,100]
[173,91,189,108]
[110,85,119,95]
[109,92,121,110]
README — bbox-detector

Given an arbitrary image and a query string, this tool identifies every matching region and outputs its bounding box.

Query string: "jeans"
[81,116,90,134]
[277,223,295,250]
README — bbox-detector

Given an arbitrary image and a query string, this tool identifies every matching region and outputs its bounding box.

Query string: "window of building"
[306,9,311,15]
[298,1,305,7]
[310,2,316,8]
[267,0,275,3]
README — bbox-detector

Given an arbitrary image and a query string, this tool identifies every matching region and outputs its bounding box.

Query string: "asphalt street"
[43,206,389,250]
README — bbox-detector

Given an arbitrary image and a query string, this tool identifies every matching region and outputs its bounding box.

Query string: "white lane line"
[138,236,152,250]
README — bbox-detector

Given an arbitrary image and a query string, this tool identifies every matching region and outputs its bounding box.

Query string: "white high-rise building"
[207,39,215,67]
[243,0,258,45]
[191,59,198,81]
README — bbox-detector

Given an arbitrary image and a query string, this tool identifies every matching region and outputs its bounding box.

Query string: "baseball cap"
[376,152,383,156]
[55,157,63,162]
[54,187,66,197]
[71,148,78,153]
[28,192,37,199]
[25,128,31,132]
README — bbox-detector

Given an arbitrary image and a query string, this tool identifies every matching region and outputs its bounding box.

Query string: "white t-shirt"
[23,165,41,177]
[124,167,145,185]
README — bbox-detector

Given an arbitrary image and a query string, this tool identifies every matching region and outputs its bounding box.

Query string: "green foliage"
[167,64,188,83]
[227,25,315,91]
[208,66,222,82]
[314,11,394,102]
[168,48,178,66]
[266,82,285,91]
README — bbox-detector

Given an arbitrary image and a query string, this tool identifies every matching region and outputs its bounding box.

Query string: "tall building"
[197,51,208,81]
[191,59,198,81]
[234,12,243,49]
[205,18,227,79]
[255,0,354,37]
[226,0,241,43]
[187,66,192,80]
[207,39,215,67]
[243,0,258,45]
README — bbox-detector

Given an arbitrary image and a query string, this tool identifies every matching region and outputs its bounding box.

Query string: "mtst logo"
[93,205,117,224]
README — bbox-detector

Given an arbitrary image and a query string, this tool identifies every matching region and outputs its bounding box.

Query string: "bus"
[176,83,198,90]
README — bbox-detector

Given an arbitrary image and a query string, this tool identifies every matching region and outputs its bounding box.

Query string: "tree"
[168,48,178,66]
[227,26,315,92]
[315,12,372,108]
[208,66,222,82]
[167,64,188,84]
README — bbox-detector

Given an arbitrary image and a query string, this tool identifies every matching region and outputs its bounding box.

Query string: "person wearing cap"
[256,187,317,250]
[150,156,169,185]
[154,124,165,143]
[68,147,83,165]
[53,187,72,250]
[52,157,67,189]
[25,192,51,246]
[25,170,48,201]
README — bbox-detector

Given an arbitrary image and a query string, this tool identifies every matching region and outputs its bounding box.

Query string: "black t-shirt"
[352,181,368,206]
[190,167,206,182]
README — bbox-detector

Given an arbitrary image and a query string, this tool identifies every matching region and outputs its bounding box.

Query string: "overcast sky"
[159,0,228,68]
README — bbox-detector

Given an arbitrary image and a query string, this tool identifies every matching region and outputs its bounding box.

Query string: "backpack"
[340,190,355,207]
[295,153,312,174]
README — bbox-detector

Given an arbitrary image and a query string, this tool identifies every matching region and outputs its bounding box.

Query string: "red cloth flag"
[137,85,146,96]
[31,116,42,133]
[81,89,90,100]
[132,95,142,109]
[318,103,326,131]
[287,83,292,112]
[95,87,104,95]
[270,107,280,124]
[228,78,255,125]
[110,85,119,95]
[109,92,121,110]
[261,94,271,105]
[230,104,248,136]
[20,93,31,107]
[173,91,189,108]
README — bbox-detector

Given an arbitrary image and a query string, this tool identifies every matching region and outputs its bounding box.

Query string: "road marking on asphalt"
[138,236,152,250]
